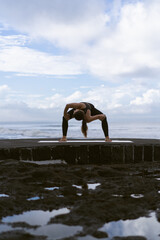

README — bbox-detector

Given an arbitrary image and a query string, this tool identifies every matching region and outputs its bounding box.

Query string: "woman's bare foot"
[105,136,112,142]
[59,136,67,142]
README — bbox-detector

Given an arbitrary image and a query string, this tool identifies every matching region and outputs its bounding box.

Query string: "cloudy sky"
[0,0,160,122]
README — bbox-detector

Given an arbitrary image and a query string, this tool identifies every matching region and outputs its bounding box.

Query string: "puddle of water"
[0,224,16,233]
[72,183,101,190]
[27,196,44,201]
[99,211,160,240]
[77,193,82,196]
[29,223,82,240]
[57,195,64,198]
[130,194,144,199]
[0,194,9,198]
[112,194,123,198]
[72,185,82,189]
[156,178,160,181]
[1,208,82,239]
[45,187,59,191]
[78,236,102,240]
[21,160,67,165]
[87,183,101,190]
[2,208,70,226]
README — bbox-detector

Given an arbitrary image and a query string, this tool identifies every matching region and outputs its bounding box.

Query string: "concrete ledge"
[0,138,160,164]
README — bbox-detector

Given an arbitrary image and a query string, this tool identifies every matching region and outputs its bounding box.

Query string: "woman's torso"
[67,102,94,119]
[80,102,94,114]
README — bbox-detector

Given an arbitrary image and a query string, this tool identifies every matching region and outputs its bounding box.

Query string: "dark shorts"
[89,103,103,116]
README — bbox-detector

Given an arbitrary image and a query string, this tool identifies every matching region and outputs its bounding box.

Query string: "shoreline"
[0,159,160,239]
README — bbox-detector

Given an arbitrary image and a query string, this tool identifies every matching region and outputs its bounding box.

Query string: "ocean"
[0,121,159,139]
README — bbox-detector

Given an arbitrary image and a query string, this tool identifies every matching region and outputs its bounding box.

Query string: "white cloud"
[0,0,107,49]
[0,46,82,75]
[65,91,82,103]
[27,84,159,118]
[0,84,10,97]
[0,102,55,122]
[1,0,160,81]
[0,0,160,122]
[0,83,159,121]
[0,35,29,47]
[28,91,83,109]
[84,1,160,80]
[130,89,160,105]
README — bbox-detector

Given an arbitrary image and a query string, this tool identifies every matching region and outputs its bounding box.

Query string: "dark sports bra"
[81,102,91,114]
[67,102,93,119]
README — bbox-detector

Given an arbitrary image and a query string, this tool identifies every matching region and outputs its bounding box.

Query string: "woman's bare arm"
[85,110,106,123]
[60,103,84,142]
[63,103,84,119]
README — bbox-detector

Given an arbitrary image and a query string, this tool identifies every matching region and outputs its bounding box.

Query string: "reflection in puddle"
[2,208,70,226]
[57,195,64,198]
[156,178,160,181]
[87,183,101,190]
[130,194,144,199]
[72,183,101,190]
[30,223,82,239]
[1,208,82,239]
[27,196,43,201]
[21,160,67,165]
[0,194,9,198]
[99,212,160,240]
[72,185,82,189]
[45,187,59,191]
[0,224,15,233]
[77,193,82,196]
[112,194,123,198]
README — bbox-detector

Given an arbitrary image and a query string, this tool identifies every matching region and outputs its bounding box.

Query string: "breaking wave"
[0,121,159,139]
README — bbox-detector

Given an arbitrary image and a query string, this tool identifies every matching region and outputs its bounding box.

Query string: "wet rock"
[112,237,147,240]
[92,230,108,238]
[0,230,46,240]
[0,160,160,239]
[156,209,160,222]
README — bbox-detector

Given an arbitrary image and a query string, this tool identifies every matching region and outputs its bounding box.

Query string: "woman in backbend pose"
[60,102,111,142]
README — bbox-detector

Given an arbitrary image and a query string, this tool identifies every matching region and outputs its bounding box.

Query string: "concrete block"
[125,145,134,163]
[100,145,112,164]
[32,147,51,161]
[144,146,153,162]
[9,148,20,160]
[111,145,124,164]
[154,146,160,162]
[51,146,65,160]
[20,148,32,160]
[76,145,89,164]
[64,146,77,164]
[88,145,100,164]
[0,148,10,160]
[134,146,143,163]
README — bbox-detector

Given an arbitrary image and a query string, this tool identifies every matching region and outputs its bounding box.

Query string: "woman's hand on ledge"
[105,136,112,142]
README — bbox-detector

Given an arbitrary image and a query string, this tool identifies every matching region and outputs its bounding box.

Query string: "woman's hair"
[81,119,88,137]
[74,110,84,121]
[74,110,88,137]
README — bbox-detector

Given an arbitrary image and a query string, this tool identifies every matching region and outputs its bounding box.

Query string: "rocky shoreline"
[0,159,160,239]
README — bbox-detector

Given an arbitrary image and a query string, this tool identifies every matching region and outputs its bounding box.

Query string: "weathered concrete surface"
[0,138,160,164]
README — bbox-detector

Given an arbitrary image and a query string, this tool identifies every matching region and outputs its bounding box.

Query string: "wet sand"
[0,159,160,239]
